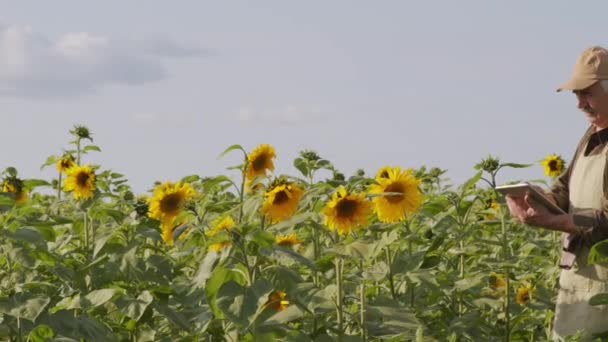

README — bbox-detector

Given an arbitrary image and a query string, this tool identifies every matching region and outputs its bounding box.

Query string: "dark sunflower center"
[252,156,267,171]
[61,160,72,169]
[277,239,292,246]
[273,190,289,205]
[160,193,182,214]
[548,160,559,171]
[336,199,357,218]
[384,183,405,203]
[76,172,90,187]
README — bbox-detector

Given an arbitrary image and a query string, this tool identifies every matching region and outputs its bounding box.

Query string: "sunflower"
[375,166,392,180]
[322,186,372,235]
[541,154,565,178]
[484,200,500,220]
[178,226,193,241]
[246,144,276,182]
[147,181,196,223]
[208,241,232,252]
[489,272,506,290]
[515,286,532,305]
[63,164,96,200]
[2,179,27,204]
[207,216,235,237]
[261,181,304,224]
[368,166,422,223]
[266,290,289,311]
[275,233,302,247]
[56,154,76,173]
[160,221,177,246]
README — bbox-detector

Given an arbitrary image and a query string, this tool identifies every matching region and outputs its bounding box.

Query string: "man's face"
[574,82,608,129]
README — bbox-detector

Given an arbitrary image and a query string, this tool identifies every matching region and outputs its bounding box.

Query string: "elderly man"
[506,46,608,340]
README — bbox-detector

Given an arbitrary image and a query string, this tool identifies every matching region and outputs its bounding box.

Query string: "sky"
[0,1,606,194]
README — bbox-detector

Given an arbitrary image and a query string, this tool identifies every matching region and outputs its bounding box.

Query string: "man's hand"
[505,192,575,233]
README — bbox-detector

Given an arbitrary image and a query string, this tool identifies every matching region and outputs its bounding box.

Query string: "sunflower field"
[0,126,606,341]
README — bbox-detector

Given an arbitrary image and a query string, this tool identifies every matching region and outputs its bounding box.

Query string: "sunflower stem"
[16,316,21,342]
[83,210,89,252]
[312,226,320,286]
[76,138,81,165]
[407,225,415,308]
[57,172,62,200]
[458,240,464,316]
[238,156,247,224]
[385,247,396,300]
[360,280,367,342]
[335,257,344,342]
[500,205,511,342]
[90,211,95,252]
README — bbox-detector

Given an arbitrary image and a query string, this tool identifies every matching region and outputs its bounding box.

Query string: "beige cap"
[557,46,608,92]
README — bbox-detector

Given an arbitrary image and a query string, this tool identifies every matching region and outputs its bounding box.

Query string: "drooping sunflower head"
[540,154,565,178]
[368,166,422,223]
[515,286,531,305]
[56,154,76,173]
[62,164,96,200]
[322,186,372,235]
[2,177,27,204]
[246,144,276,181]
[266,290,289,311]
[275,232,303,247]
[207,216,235,237]
[261,180,304,224]
[147,181,196,222]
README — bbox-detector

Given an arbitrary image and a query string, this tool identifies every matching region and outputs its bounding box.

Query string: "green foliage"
[0,127,574,341]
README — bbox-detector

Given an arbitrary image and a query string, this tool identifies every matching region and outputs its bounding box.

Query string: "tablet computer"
[494,183,566,215]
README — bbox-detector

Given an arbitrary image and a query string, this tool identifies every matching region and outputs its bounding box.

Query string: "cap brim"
[556,78,597,92]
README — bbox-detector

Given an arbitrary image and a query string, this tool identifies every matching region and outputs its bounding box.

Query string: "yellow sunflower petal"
[207,216,235,237]
[56,155,76,173]
[62,164,96,200]
[208,241,232,252]
[368,166,422,223]
[275,233,302,246]
[515,286,531,305]
[322,186,371,235]
[261,182,303,224]
[147,181,196,222]
[267,290,289,311]
[246,144,276,181]
[540,154,565,178]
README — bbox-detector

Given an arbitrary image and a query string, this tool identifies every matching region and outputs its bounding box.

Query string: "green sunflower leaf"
[219,144,246,158]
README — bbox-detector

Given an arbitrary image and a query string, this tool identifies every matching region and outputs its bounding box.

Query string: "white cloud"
[0,24,208,97]
[236,105,325,125]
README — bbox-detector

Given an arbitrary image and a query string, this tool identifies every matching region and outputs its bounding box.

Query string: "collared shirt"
[550,126,608,247]
[584,127,608,156]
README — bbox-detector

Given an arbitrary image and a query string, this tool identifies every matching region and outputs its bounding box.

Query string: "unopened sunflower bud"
[299,150,321,161]
[476,156,500,173]
[134,198,149,218]
[332,172,345,181]
[123,190,135,201]
[70,125,93,141]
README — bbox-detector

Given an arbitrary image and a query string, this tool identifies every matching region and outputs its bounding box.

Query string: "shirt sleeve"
[549,126,608,246]
[570,191,608,245]
[548,164,572,213]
